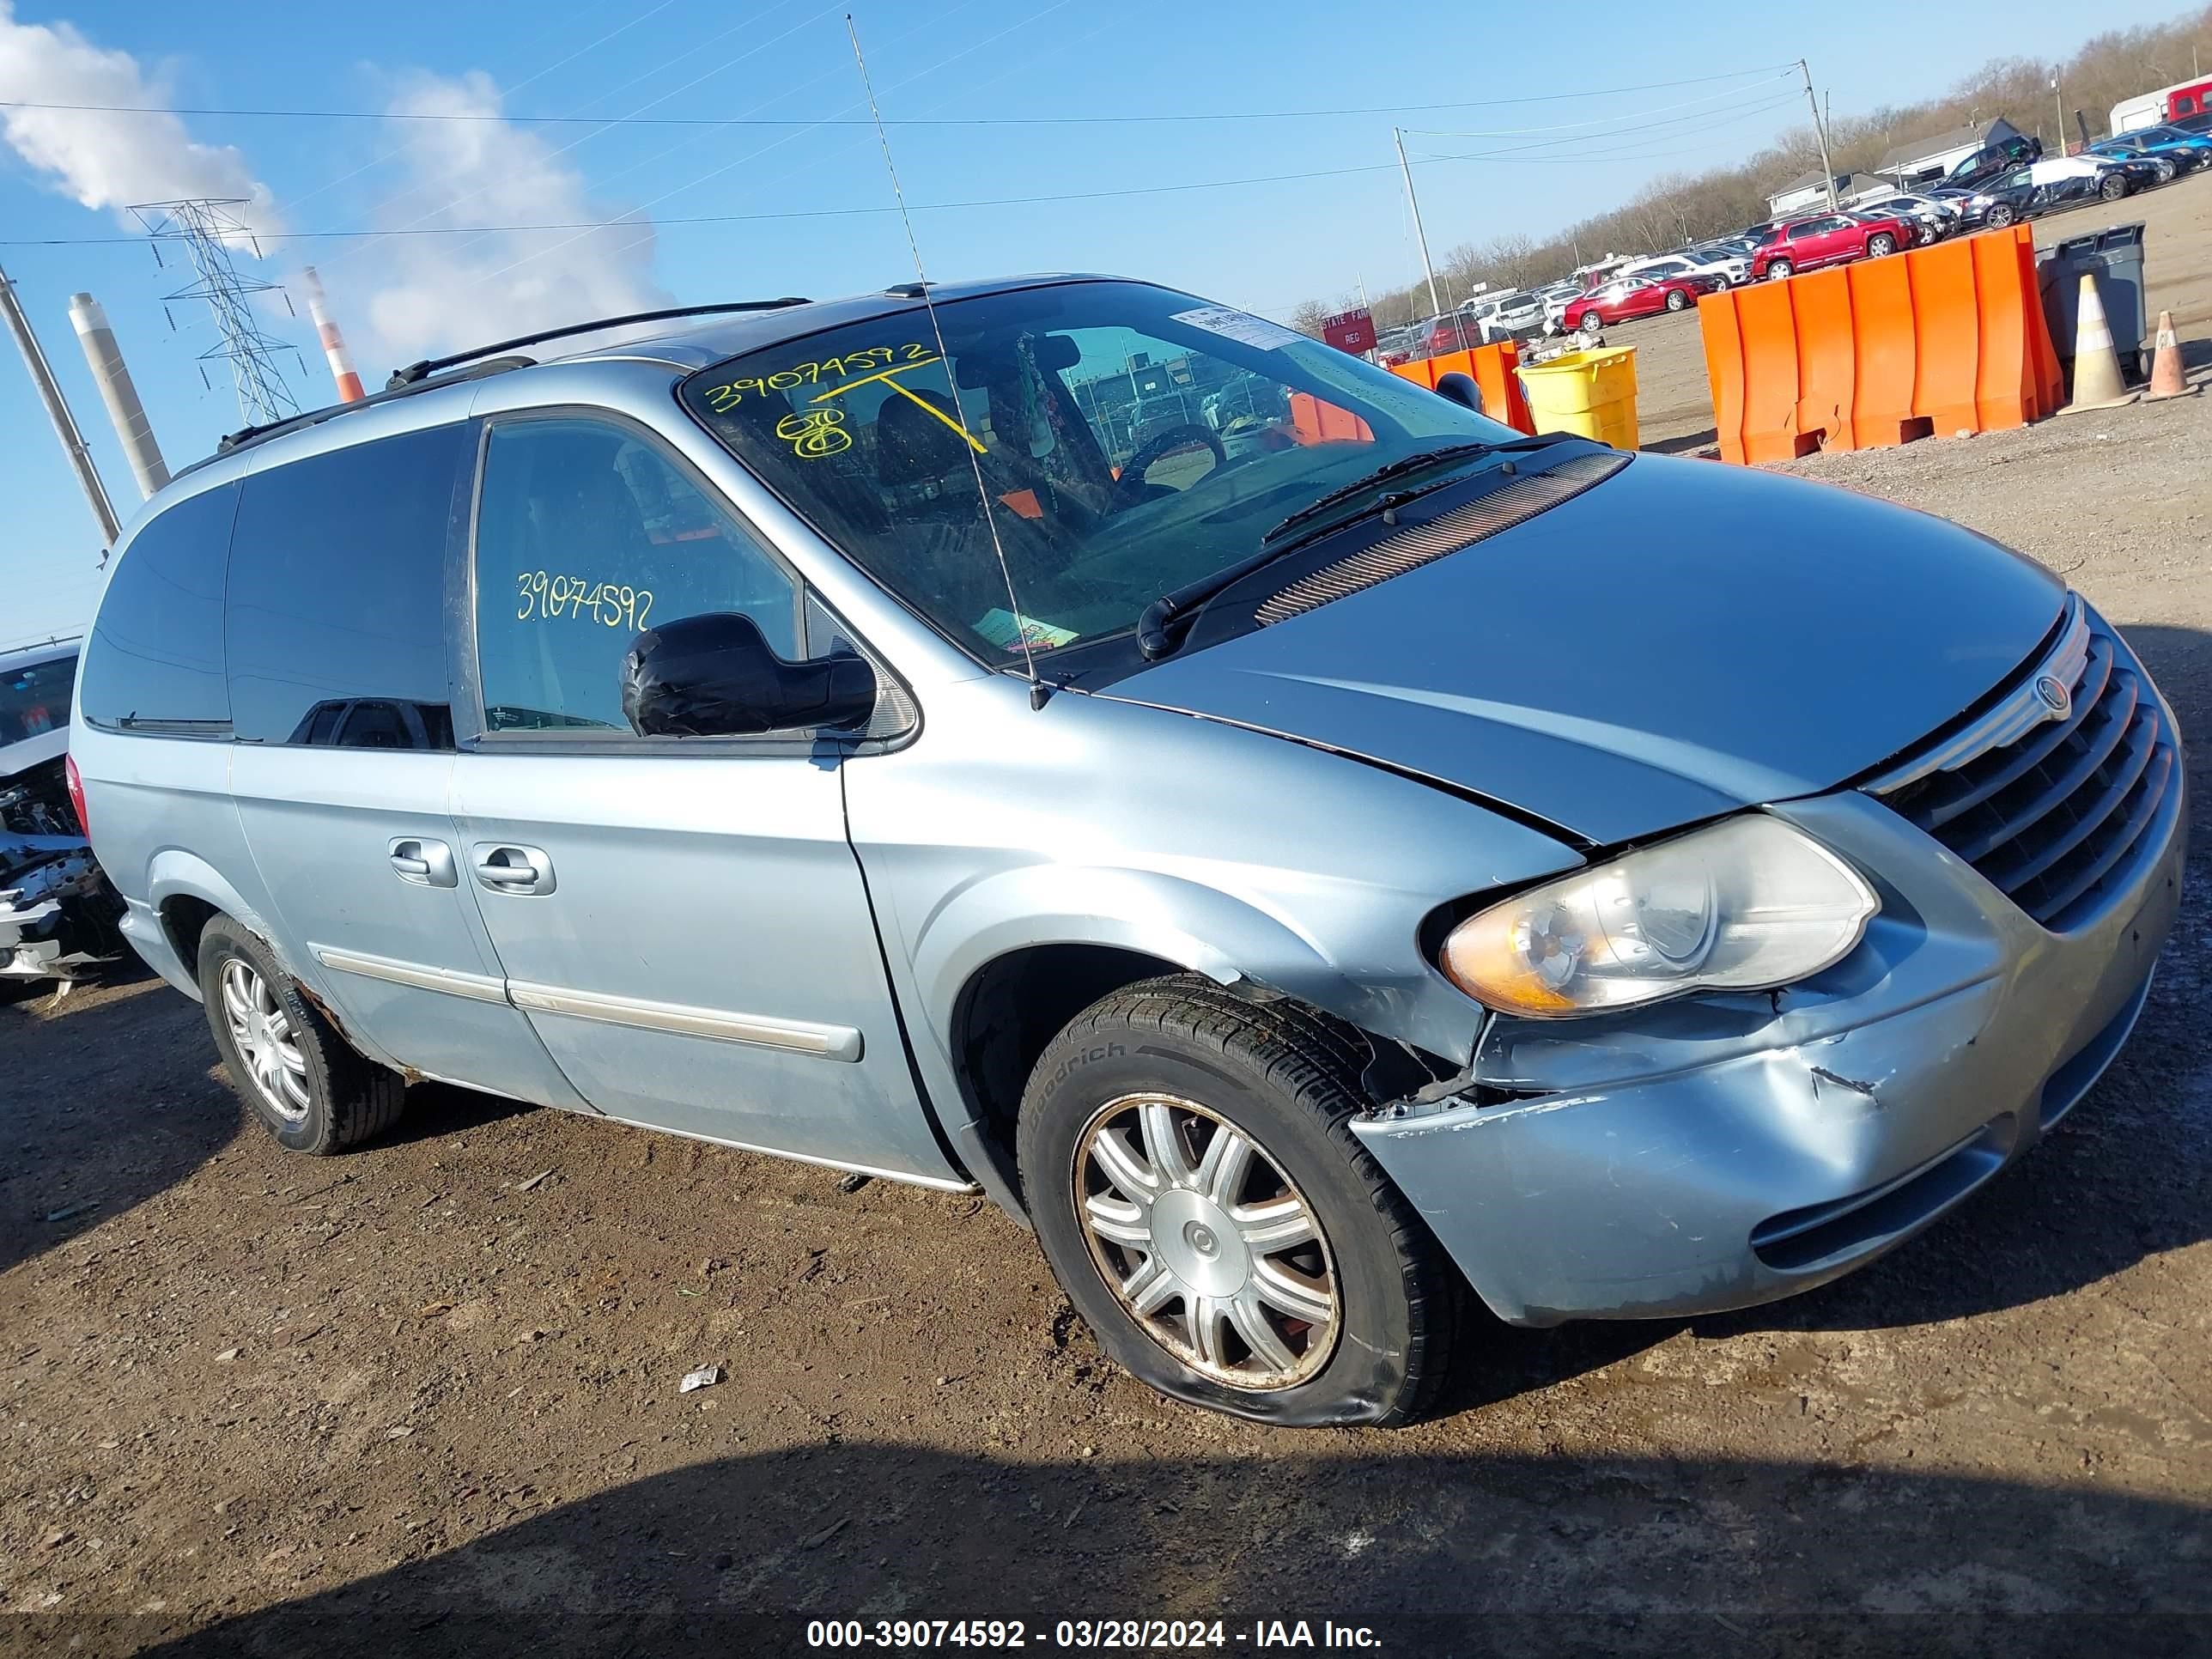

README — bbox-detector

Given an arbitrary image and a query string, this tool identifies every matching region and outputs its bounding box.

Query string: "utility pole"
[1800,59,1841,210]
[0,263,120,546]
[2051,76,2067,155]
[1394,127,1443,320]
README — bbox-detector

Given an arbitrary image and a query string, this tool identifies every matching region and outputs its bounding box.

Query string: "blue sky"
[0,0,2192,648]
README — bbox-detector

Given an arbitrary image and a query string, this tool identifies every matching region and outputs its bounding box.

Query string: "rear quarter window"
[223,423,465,749]
[80,482,240,734]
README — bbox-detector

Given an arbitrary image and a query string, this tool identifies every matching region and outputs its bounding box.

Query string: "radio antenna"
[845,14,1047,708]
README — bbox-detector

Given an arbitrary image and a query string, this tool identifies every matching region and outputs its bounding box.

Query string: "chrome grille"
[1255,451,1630,627]
[1867,595,2179,932]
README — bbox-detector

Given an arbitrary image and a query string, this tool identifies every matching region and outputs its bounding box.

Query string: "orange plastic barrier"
[1287,392,1375,445]
[1700,226,2063,465]
[1388,340,1538,434]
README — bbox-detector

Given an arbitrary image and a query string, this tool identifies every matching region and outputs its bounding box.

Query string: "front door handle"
[388,837,458,888]
[471,843,556,896]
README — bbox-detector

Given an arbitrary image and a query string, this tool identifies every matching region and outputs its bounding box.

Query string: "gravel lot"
[3,191,2210,1657]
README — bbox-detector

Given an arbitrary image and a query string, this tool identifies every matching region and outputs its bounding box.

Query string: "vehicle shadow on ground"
[124,1443,2209,1657]
[0,968,243,1278]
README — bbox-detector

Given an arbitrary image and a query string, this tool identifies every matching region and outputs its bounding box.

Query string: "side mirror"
[621,612,876,738]
[1434,371,1486,415]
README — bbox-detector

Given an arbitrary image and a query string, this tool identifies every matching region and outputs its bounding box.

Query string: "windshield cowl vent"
[1253,450,1631,628]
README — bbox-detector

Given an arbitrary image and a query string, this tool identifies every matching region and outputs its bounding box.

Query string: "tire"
[1985,204,2016,228]
[2100,173,2129,202]
[1664,287,1689,312]
[1579,319,1604,343]
[1016,975,1459,1427]
[1868,233,1897,258]
[196,915,406,1155]
[1765,258,1793,281]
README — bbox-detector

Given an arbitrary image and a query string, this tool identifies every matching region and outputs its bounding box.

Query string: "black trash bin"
[2038,222,2148,383]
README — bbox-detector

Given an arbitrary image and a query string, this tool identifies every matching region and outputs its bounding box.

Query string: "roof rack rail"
[178,356,534,479]
[386,299,810,389]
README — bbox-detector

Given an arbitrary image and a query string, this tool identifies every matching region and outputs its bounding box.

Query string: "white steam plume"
[0,1,280,230]
[350,70,667,362]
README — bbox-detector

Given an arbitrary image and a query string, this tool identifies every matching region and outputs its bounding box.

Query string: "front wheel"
[1578,316,1605,343]
[2100,173,2130,201]
[1765,258,1794,281]
[1017,975,1460,1426]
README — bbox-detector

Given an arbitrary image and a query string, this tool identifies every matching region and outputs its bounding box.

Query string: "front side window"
[225,423,464,749]
[1,652,76,744]
[80,482,238,733]
[680,283,1522,672]
[471,417,800,733]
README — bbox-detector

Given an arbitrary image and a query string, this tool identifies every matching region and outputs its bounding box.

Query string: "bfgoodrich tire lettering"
[196,915,406,1155]
[1016,975,1459,1426]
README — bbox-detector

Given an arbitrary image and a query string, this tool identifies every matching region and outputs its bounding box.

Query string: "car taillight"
[65,752,89,839]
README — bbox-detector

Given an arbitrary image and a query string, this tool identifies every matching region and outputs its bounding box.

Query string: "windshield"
[1,652,76,746]
[679,281,1518,665]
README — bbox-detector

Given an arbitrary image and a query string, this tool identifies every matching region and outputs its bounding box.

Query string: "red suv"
[1560,271,1722,337]
[1749,210,1916,281]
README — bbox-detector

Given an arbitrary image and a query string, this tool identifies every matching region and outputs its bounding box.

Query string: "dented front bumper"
[1352,784,2187,1327]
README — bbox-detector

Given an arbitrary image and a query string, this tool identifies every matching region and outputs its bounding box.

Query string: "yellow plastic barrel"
[1515,346,1639,449]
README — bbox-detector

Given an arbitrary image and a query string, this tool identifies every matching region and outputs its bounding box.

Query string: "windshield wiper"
[1137,435,1573,661]
[1260,441,1498,545]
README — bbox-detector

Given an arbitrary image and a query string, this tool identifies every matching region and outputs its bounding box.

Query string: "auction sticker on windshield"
[1170,307,1304,351]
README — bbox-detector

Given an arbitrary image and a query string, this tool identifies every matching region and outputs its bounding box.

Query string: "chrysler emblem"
[2033,674,2071,718]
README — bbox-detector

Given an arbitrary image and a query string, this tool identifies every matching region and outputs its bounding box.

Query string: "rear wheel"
[1016,975,1459,1426]
[1985,204,2017,228]
[1664,287,1690,312]
[197,916,406,1155]
[1868,232,1897,258]
[1765,257,1794,281]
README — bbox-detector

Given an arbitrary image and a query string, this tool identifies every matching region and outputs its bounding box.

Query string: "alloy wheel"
[219,957,311,1122]
[1073,1093,1339,1389]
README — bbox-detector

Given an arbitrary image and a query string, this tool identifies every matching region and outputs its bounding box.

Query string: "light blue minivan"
[72,278,2185,1424]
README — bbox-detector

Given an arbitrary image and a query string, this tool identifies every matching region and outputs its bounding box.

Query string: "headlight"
[1437,816,1878,1018]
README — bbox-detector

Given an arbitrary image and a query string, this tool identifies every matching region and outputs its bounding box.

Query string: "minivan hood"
[1101,454,2063,845]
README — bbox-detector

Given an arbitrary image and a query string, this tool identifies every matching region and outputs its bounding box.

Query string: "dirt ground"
[1622,167,2212,454]
[5,199,2212,1659]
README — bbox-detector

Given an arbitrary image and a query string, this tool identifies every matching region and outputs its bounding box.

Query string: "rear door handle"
[388,837,458,888]
[471,844,556,896]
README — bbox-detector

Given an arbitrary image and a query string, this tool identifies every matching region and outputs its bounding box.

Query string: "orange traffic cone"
[2057,272,2137,415]
[2145,309,2190,399]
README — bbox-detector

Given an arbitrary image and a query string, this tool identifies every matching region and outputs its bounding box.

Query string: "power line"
[1395,71,1796,137]
[0,63,1800,130]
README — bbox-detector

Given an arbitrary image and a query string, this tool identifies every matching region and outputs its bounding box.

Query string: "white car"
[1619,247,1747,290]
[1856,194,1957,243]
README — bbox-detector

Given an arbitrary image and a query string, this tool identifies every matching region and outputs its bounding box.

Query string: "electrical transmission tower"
[130,198,303,428]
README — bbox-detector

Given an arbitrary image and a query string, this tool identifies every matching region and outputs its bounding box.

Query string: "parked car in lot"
[1620,245,1748,289]
[1943,133,2044,192]
[1750,210,1917,279]
[1562,270,1723,336]
[1856,193,1957,243]
[1954,157,2139,228]
[2,637,124,991]
[73,276,2186,1425]
[1461,289,1549,343]
[2084,126,2212,179]
[1373,324,1421,367]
